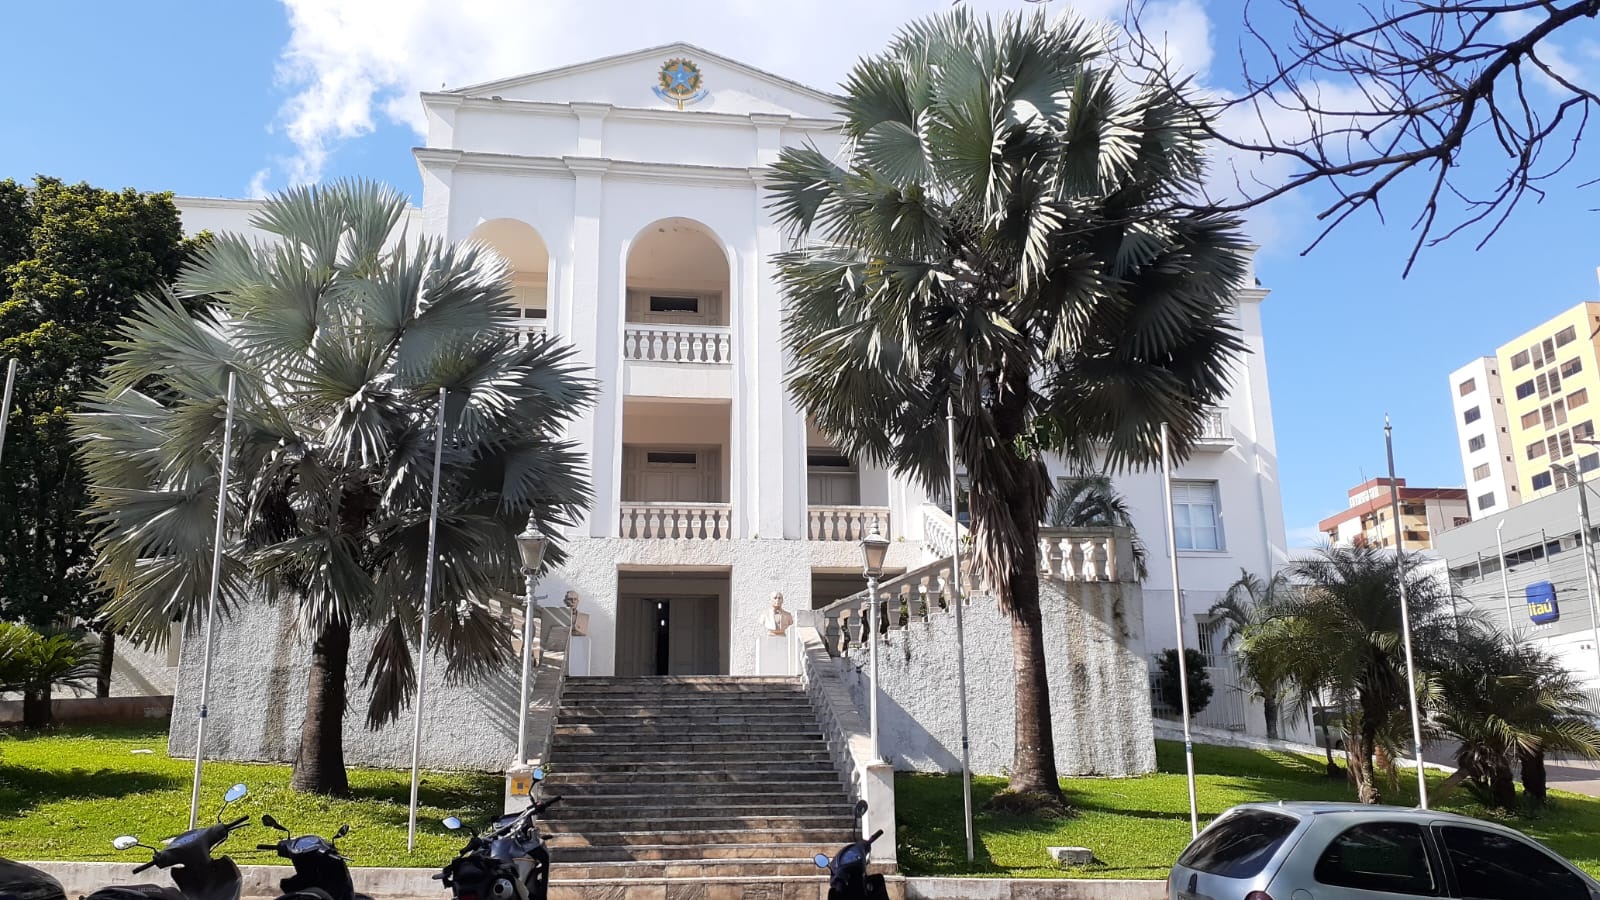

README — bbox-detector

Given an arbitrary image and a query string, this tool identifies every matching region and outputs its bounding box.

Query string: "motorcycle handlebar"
[256,844,280,851]
[867,830,884,844]
[226,816,250,830]
[132,861,155,874]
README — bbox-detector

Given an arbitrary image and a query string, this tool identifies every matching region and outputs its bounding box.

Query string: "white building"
[1451,356,1522,517]
[174,44,1289,734]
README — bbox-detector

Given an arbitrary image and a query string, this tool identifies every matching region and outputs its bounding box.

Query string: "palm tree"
[1249,544,1457,803]
[769,9,1247,808]
[1425,623,1600,810]
[1211,569,1297,739]
[74,181,593,794]
[0,623,99,728]
[1045,472,1147,579]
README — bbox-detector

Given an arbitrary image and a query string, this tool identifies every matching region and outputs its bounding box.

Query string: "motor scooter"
[88,783,251,900]
[436,768,562,900]
[813,800,888,900]
[0,857,66,900]
[256,814,358,900]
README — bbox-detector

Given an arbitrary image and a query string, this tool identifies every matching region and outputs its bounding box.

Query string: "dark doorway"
[652,600,670,676]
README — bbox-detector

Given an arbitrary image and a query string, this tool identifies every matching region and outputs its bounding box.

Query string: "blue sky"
[4,0,1598,547]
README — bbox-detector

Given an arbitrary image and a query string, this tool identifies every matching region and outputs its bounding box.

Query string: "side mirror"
[113,836,141,852]
[532,767,545,782]
[442,817,462,831]
[224,783,248,804]
[813,853,830,869]
[335,825,350,839]
[853,799,868,818]
[261,814,288,833]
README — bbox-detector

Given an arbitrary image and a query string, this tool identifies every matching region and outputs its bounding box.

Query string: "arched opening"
[623,218,730,329]
[469,219,549,343]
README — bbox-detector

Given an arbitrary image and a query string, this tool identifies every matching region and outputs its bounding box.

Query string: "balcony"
[807,505,890,542]
[513,318,547,346]
[623,323,732,365]
[620,502,733,540]
[1193,407,1232,449]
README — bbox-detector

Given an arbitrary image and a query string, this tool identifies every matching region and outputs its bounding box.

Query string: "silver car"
[1168,801,1600,899]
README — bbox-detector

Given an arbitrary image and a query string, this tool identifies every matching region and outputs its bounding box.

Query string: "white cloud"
[262,0,1154,190]
[246,168,272,200]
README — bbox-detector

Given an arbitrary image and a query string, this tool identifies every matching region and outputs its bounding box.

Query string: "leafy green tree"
[1250,544,1458,803]
[1158,648,1213,719]
[769,9,1247,808]
[1424,624,1600,810]
[1211,569,1299,739]
[0,178,196,672]
[75,181,593,794]
[1044,472,1147,579]
[0,622,99,728]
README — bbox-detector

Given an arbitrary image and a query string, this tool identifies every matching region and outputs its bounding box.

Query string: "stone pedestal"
[754,633,793,675]
[568,635,590,676]
[503,762,535,815]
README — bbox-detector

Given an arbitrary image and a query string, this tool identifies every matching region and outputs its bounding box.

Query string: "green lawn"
[897,740,1600,879]
[0,726,501,867]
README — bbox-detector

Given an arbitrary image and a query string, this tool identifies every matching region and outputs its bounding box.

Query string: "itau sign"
[1526,580,1560,624]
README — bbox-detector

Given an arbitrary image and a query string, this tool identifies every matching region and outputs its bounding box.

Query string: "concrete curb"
[905,878,1164,899]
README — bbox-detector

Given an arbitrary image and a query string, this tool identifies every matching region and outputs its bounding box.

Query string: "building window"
[1522,410,1542,429]
[1548,434,1562,458]
[1583,453,1600,474]
[1516,380,1537,399]
[1532,343,1547,368]
[1171,481,1223,551]
[1458,377,1476,396]
[1557,325,1578,346]
[1533,471,1553,490]
[1537,373,1552,399]
[1468,434,1486,452]
[645,450,699,466]
[1463,406,1481,424]
[648,295,700,314]
[1473,463,1491,480]
[1513,349,1531,369]
[1570,389,1589,410]
[1563,358,1583,378]
[1544,337,1557,359]
[1542,404,1557,429]
[1478,492,1496,510]
[1529,441,1547,459]
[1577,420,1595,440]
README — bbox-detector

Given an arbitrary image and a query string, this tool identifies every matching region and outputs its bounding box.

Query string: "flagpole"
[1384,415,1430,809]
[407,386,447,852]
[0,358,18,468]
[189,371,237,829]
[1160,422,1199,839]
[946,397,974,862]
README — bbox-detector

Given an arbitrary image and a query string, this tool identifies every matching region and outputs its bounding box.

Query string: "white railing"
[1198,407,1230,442]
[921,504,966,560]
[619,502,733,540]
[513,319,547,346]
[623,323,732,364]
[808,506,890,542]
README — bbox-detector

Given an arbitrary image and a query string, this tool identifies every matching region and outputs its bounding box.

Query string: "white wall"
[1452,356,1520,516]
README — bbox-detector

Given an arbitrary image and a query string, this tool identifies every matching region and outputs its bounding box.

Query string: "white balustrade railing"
[808,505,890,542]
[921,504,966,560]
[619,502,733,540]
[1198,407,1230,442]
[513,319,547,346]
[623,323,732,364]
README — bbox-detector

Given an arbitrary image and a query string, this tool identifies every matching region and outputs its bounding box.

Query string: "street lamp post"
[859,526,890,764]
[515,523,549,766]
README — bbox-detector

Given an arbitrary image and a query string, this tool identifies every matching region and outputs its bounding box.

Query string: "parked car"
[1169,801,1600,899]
[1312,707,1347,751]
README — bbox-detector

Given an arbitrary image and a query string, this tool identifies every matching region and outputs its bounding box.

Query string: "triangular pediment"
[448,43,842,120]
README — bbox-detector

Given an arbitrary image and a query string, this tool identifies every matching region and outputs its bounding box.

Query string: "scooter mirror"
[224,783,248,804]
[532,767,545,781]
[262,814,288,833]
[813,853,830,869]
[853,799,868,818]
[112,836,140,851]
[335,825,350,839]
[442,817,462,831]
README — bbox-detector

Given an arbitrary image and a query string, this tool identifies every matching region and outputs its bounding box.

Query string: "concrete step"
[546,827,854,848]
[545,814,855,832]
[550,858,827,879]
[549,758,835,775]
[550,713,819,727]
[545,749,833,766]
[557,701,817,715]
[554,723,823,737]
[551,737,823,754]
[553,842,841,863]
[544,769,841,786]
[550,793,850,811]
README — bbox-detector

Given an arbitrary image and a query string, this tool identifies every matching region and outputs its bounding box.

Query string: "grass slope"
[0,726,501,868]
[897,740,1600,879]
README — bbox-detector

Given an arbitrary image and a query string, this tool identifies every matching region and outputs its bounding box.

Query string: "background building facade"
[1317,477,1470,550]
[1451,356,1521,516]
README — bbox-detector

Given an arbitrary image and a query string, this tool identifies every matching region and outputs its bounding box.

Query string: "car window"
[1438,825,1587,900]
[1314,822,1439,896]
[1175,810,1298,879]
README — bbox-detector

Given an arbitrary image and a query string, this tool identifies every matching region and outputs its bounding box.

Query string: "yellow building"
[1493,302,1600,501]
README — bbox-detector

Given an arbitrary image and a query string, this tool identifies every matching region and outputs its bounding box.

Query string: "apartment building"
[1317,477,1470,549]
[1453,301,1600,513]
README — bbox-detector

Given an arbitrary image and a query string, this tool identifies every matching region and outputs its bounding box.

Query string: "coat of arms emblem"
[654,58,708,109]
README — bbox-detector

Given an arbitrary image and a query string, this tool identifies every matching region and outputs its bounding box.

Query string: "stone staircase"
[541,675,860,892]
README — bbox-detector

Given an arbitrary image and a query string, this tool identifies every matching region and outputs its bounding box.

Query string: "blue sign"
[1526,581,1560,624]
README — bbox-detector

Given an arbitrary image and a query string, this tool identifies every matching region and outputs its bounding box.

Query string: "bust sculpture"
[760,591,794,637]
[563,590,589,638]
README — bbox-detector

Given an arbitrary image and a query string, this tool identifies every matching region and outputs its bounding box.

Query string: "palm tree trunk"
[96,629,115,698]
[1489,762,1518,811]
[1353,700,1381,803]
[22,686,51,729]
[290,620,351,795]
[1263,694,1280,741]
[1519,747,1548,806]
[1005,548,1063,804]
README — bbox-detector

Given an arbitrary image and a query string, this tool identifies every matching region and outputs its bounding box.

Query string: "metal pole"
[867,572,881,763]
[189,372,237,829]
[0,358,17,469]
[1496,521,1514,635]
[1384,416,1429,809]
[1570,469,1600,688]
[946,397,974,862]
[407,386,447,852]
[1159,423,1199,839]
[516,568,538,764]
